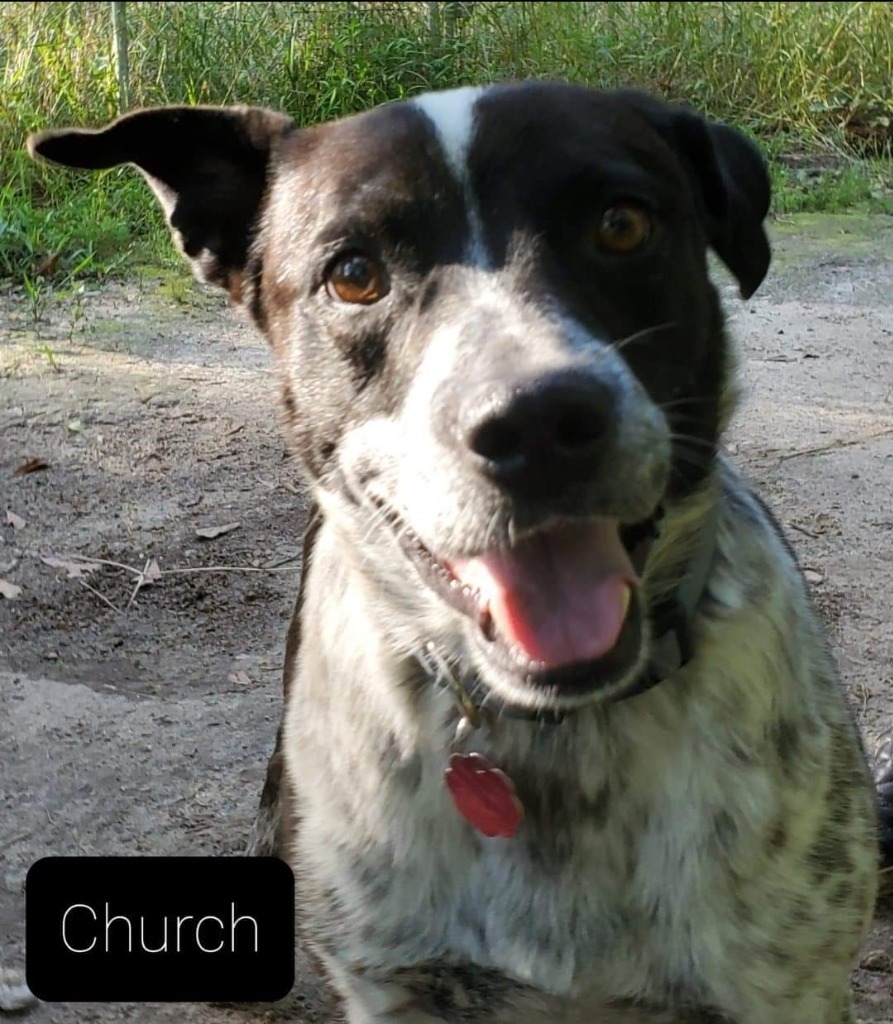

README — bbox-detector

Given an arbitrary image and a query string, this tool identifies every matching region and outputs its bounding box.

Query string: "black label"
[26,857,295,1002]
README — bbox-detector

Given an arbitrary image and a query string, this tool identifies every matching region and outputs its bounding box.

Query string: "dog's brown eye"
[326,253,388,304]
[595,204,651,253]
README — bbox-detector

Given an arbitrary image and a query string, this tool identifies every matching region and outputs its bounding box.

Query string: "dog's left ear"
[629,95,771,299]
[28,106,295,304]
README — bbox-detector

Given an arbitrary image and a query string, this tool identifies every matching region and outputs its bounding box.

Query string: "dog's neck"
[614,492,720,705]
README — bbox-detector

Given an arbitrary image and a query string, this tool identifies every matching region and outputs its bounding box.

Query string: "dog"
[30,82,885,1023]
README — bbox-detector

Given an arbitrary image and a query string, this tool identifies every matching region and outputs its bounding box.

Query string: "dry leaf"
[34,252,61,277]
[143,558,162,584]
[0,578,22,600]
[41,555,100,579]
[14,457,49,475]
[5,510,25,529]
[228,670,252,686]
[195,522,240,540]
[67,419,83,434]
[804,567,825,585]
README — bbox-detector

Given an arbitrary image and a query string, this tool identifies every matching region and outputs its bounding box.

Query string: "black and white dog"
[31,82,886,1023]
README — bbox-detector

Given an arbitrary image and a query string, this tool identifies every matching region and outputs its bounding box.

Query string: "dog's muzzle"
[384,499,663,701]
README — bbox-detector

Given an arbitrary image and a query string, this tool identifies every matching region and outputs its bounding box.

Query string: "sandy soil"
[1,212,892,1021]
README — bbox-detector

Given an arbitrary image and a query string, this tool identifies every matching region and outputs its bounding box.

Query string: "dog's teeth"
[621,583,632,620]
[480,608,496,642]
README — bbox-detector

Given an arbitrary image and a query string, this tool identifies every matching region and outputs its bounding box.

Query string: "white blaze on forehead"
[412,86,484,179]
[412,86,490,266]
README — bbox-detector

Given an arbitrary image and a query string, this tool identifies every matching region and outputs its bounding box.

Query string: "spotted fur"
[30,82,881,1024]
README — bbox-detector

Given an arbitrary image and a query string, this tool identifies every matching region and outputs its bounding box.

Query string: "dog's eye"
[326,252,388,305]
[595,204,651,253]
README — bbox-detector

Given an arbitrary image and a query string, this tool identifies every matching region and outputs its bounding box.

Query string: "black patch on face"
[346,331,387,391]
[467,83,767,500]
[263,103,469,481]
[467,87,722,498]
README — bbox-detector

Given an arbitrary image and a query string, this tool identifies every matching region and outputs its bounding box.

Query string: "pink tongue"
[450,521,634,669]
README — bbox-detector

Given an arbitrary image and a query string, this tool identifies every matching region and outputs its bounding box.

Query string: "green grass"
[2,1,892,284]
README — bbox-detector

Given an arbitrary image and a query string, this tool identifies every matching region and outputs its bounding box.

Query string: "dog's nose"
[460,372,616,492]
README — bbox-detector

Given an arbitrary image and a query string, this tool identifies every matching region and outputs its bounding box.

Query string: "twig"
[262,552,302,569]
[124,558,151,612]
[160,564,300,576]
[79,578,123,614]
[789,522,820,540]
[0,831,33,854]
[53,554,302,599]
[777,426,893,463]
[65,554,142,576]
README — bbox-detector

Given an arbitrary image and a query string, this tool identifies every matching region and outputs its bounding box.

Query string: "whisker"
[669,433,718,451]
[658,396,716,412]
[612,321,678,353]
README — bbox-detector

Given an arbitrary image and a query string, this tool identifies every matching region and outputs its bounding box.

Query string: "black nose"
[460,371,616,493]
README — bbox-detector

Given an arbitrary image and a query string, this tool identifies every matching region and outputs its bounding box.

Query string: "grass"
[2,1,892,285]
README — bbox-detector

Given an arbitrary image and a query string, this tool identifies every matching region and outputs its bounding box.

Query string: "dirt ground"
[1,212,892,1022]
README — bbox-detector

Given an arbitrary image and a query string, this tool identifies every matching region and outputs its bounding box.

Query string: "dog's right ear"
[28,106,295,304]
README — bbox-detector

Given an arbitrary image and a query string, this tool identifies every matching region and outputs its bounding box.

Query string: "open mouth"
[384,506,659,696]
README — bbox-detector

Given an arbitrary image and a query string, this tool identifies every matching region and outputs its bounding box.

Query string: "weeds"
[38,343,61,373]
[21,273,50,328]
[2,1,891,283]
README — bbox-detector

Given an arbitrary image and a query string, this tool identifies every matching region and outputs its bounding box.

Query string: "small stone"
[0,966,37,1011]
[859,949,893,973]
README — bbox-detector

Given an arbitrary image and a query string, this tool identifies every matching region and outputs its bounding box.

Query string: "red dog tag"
[445,753,523,838]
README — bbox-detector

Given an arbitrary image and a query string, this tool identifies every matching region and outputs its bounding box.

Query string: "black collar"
[613,497,719,704]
